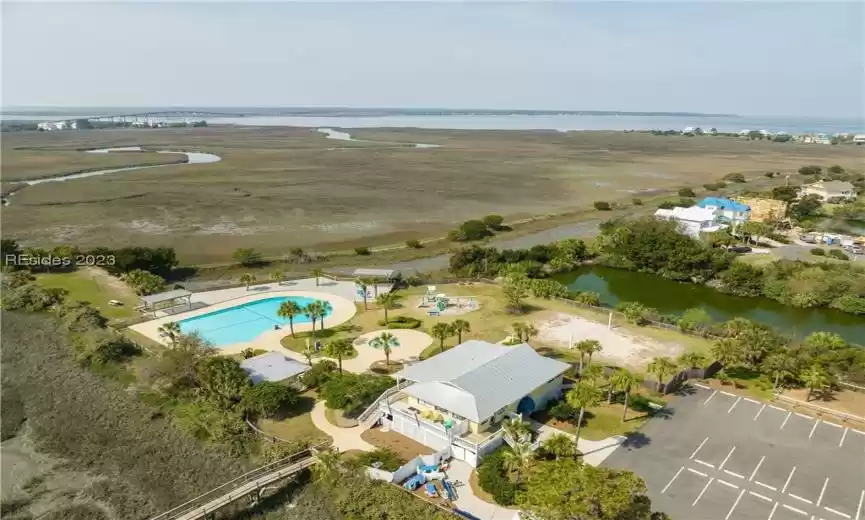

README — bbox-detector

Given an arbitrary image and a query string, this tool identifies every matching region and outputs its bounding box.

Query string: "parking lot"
[604,384,865,520]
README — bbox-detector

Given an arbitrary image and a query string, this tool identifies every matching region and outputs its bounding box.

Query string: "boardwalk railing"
[148,442,329,520]
[772,394,865,425]
[357,379,413,426]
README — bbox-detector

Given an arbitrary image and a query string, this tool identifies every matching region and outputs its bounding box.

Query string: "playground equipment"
[417,290,478,315]
[424,482,438,498]
[403,474,425,490]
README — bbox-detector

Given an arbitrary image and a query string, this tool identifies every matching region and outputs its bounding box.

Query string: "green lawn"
[533,391,664,441]
[34,269,138,321]
[256,393,331,443]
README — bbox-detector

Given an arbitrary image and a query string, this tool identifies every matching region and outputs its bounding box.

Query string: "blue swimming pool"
[178,296,330,347]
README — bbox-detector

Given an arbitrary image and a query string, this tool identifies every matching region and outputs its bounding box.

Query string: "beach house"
[801,181,858,202]
[654,206,727,237]
[373,341,569,467]
[697,197,751,225]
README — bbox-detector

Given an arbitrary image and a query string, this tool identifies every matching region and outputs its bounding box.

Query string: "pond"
[554,266,865,344]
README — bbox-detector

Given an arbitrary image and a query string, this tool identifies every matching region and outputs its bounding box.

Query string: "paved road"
[385,219,602,274]
[604,385,865,520]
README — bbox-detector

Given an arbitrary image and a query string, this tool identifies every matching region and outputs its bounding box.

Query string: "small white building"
[240,352,311,389]
[801,181,858,201]
[655,206,727,237]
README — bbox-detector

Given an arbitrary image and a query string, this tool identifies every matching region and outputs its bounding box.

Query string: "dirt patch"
[535,312,684,369]
[361,428,434,461]
[781,388,865,422]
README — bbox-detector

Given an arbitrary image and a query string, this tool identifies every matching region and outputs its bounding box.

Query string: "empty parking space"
[603,385,865,520]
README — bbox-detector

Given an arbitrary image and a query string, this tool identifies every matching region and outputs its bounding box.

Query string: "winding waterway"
[555,266,865,344]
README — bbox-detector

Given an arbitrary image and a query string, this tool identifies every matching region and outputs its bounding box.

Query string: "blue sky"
[2,2,863,117]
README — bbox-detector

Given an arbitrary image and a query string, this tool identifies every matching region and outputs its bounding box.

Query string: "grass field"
[3,126,863,264]
[33,268,138,321]
[1,148,186,182]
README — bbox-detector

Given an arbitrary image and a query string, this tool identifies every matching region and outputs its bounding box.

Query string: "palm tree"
[523,323,539,343]
[763,353,796,391]
[365,277,379,297]
[610,369,642,422]
[318,300,333,330]
[677,351,708,370]
[270,270,284,286]
[325,338,354,374]
[511,322,527,342]
[158,321,181,347]
[311,268,324,287]
[239,273,256,290]
[430,323,453,353]
[502,416,532,444]
[355,278,369,310]
[277,300,302,338]
[565,382,602,445]
[542,433,577,460]
[501,441,534,486]
[450,319,471,344]
[302,345,315,365]
[647,356,677,393]
[369,331,399,366]
[575,339,602,372]
[711,339,741,367]
[304,302,323,342]
[801,365,828,402]
[375,292,401,324]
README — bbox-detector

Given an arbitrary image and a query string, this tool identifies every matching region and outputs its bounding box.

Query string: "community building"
[375,341,569,467]
[240,352,311,389]
[697,197,751,225]
[654,206,727,237]
[801,181,858,201]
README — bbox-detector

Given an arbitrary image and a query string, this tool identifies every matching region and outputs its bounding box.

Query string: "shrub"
[798,165,822,176]
[232,247,263,267]
[242,382,299,418]
[482,214,504,230]
[301,360,338,388]
[810,248,827,256]
[321,373,395,414]
[615,301,653,325]
[377,315,422,329]
[678,187,696,197]
[353,447,406,471]
[476,448,517,506]
[450,220,493,242]
[764,172,775,178]
[828,249,849,261]
[723,172,746,183]
[632,198,643,206]
[828,165,845,174]
[405,239,422,249]
[593,201,612,211]
[548,399,577,421]
[354,246,371,256]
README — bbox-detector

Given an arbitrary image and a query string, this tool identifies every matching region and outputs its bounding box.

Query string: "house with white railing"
[370,341,569,467]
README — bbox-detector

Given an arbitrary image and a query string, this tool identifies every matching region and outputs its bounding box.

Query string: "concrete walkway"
[529,418,625,466]
[345,329,433,372]
[310,401,374,452]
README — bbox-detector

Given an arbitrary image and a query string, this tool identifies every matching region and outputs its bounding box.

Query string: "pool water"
[178,296,330,347]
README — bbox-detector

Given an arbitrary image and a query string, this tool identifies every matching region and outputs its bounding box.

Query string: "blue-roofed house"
[697,197,751,224]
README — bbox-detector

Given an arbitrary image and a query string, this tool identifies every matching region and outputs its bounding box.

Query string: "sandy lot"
[535,312,684,368]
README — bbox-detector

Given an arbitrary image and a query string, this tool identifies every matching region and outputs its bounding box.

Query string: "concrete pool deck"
[129,288,357,353]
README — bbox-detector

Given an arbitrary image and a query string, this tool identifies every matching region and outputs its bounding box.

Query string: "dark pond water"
[555,266,865,344]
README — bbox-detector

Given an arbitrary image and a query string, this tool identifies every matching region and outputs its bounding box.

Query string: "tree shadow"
[675,384,697,396]
[620,431,651,450]
[273,395,317,421]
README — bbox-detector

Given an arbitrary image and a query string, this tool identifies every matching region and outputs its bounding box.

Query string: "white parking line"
[781,411,793,430]
[687,468,708,478]
[852,429,865,437]
[817,478,829,507]
[725,469,745,479]
[728,396,743,413]
[704,390,719,406]
[718,479,739,489]
[769,502,779,520]
[824,506,851,519]
[755,403,767,420]
[719,446,736,470]
[695,459,715,469]
[790,493,814,505]
[750,491,772,502]
[749,456,766,481]
[840,428,849,447]
[784,503,809,516]
[726,489,746,520]
[783,466,797,493]
[810,420,821,439]
[661,466,684,494]
[756,481,778,491]
[720,390,735,397]
[694,382,711,390]
[823,421,843,429]
[693,478,714,506]
[744,397,760,405]
[855,489,863,520]
[690,436,709,459]
[796,412,812,419]
[770,404,785,412]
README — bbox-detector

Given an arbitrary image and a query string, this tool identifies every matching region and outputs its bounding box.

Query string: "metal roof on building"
[240,352,311,384]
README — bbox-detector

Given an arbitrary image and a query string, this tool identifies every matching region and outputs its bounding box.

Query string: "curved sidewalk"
[310,400,375,452]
